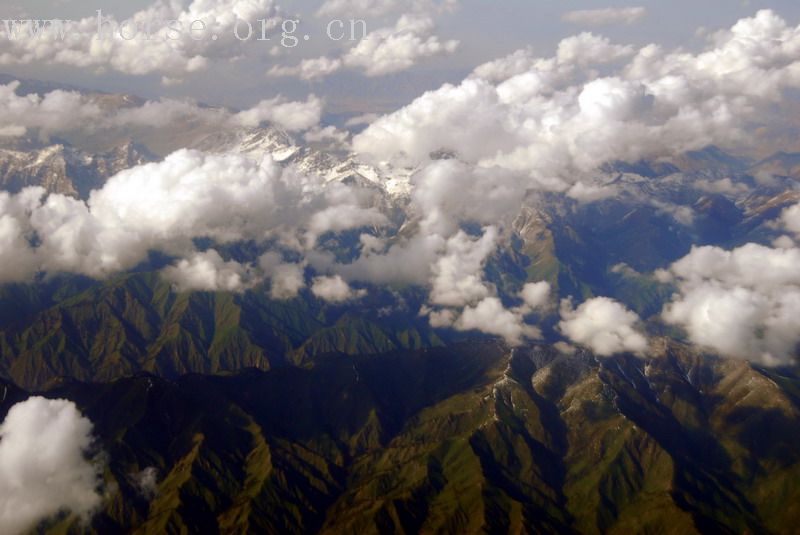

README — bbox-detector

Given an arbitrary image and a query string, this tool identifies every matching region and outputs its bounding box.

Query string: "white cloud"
[306,201,389,248]
[162,250,254,292]
[556,33,635,66]
[422,306,457,328]
[0,189,41,284]
[412,160,524,236]
[558,297,648,356]
[0,81,102,139]
[231,95,324,132]
[353,78,513,167]
[336,232,444,286]
[472,33,633,85]
[566,181,619,203]
[268,12,459,80]
[311,275,366,302]
[0,150,385,283]
[304,125,351,150]
[562,7,646,27]
[422,280,549,346]
[343,15,459,76]
[0,397,102,535]
[662,243,800,365]
[782,203,800,234]
[259,253,306,300]
[0,81,323,137]
[133,467,158,499]
[519,281,551,311]
[694,177,750,196]
[429,228,497,307]
[472,47,540,84]
[356,11,800,188]
[267,57,343,81]
[113,94,323,133]
[0,0,281,77]
[455,297,541,346]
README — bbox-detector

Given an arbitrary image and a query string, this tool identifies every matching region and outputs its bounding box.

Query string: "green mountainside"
[0,273,443,390]
[4,340,799,534]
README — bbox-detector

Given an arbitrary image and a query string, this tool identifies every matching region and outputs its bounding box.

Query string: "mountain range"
[0,77,799,534]
[3,340,800,534]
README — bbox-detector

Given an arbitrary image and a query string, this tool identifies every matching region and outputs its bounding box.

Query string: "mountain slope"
[4,341,798,534]
[0,272,443,389]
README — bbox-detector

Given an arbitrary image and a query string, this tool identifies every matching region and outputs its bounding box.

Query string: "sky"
[3,0,800,114]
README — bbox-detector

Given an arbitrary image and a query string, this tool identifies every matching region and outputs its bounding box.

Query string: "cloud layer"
[0,0,281,78]
[355,10,800,193]
[0,150,385,296]
[0,81,323,137]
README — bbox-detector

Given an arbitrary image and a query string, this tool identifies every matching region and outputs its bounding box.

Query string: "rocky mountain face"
[0,140,153,197]
[3,340,798,534]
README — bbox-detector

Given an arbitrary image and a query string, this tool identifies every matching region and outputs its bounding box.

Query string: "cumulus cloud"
[0,397,103,535]
[425,282,549,346]
[0,81,101,139]
[472,33,633,84]
[268,12,459,80]
[562,7,646,27]
[558,297,648,356]
[231,95,324,132]
[306,201,389,248]
[557,32,635,66]
[428,228,497,307]
[0,189,41,283]
[258,252,307,300]
[0,0,281,77]
[411,160,524,236]
[661,243,800,365]
[455,297,541,346]
[311,275,366,302]
[471,47,540,84]
[113,94,323,133]
[782,203,800,235]
[336,232,444,286]
[267,57,344,81]
[519,281,552,312]
[304,125,351,150]
[342,15,459,76]
[566,181,619,203]
[356,11,800,189]
[353,78,512,167]
[163,250,254,292]
[0,150,385,283]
